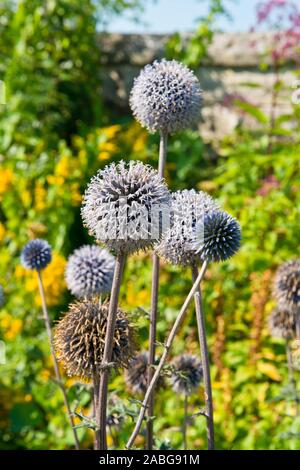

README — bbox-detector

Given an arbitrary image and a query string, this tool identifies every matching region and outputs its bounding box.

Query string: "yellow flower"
[0,223,6,242]
[34,182,47,211]
[98,151,111,161]
[20,189,31,207]
[0,168,13,196]
[101,125,121,139]
[99,141,118,153]
[70,183,82,206]
[3,318,23,340]
[56,155,70,179]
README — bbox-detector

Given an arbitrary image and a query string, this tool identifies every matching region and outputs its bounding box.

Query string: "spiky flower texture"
[54,299,137,379]
[156,190,219,266]
[274,260,300,309]
[21,239,52,271]
[65,245,115,299]
[193,210,241,263]
[130,59,202,134]
[269,307,296,340]
[81,160,170,254]
[171,354,203,396]
[125,352,164,394]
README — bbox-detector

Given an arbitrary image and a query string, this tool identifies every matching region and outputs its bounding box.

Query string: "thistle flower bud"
[54,299,137,379]
[156,189,219,266]
[193,210,241,263]
[125,352,165,394]
[20,239,52,271]
[274,260,300,309]
[65,245,115,299]
[130,59,202,134]
[81,160,170,254]
[171,354,203,396]
[269,307,296,340]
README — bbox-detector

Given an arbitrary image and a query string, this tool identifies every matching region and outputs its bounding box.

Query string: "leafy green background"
[0,0,300,450]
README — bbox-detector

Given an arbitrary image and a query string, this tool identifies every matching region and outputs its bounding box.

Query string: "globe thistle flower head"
[65,245,115,299]
[54,299,137,380]
[268,307,296,340]
[0,285,5,307]
[274,260,300,309]
[156,189,220,266]
[125,352,165,394]
[81,160,170,254]
[192,210,241,263]
[130,59,202,134]
[20,239,52,271]
[171,354,203,396]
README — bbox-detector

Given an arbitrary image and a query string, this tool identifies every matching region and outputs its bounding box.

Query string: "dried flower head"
[193,210,241,263]
[125,352,165,394]
[65,245,115,299]
[156,189,219,266]
[171,354,203,396]
[81,160,170,254]
[274,260,300,309]
[54,299,137,379]
[0,285,5,307]
[130,59,202,134]
[269,306,296,340]
[20,239,52,271]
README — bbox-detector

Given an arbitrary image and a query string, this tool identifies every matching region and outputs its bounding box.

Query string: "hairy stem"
[126,261,208,450]
[183,394,188,450]
[37,270,80,450]
[147,131,168,449]
[97,253,126,450]
[93,372,100,449]
[191,264,214,450]
[286,341,299,416]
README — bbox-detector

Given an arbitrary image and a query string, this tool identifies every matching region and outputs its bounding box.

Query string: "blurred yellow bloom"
[56,155,70,179]
[99,142,117,153]
[19,253,67,306]
[34,182,47,211]
[126,282,149,307]
[98,151,111,161]
[21,189,31,207]
[0,168,13,197]
[101,125,121,139]
[0,223,6,242]
[40,369,51,382]
[3,318,23,340]
[70,183,82,205]
[24,394,32,402]
[47,175,65,186]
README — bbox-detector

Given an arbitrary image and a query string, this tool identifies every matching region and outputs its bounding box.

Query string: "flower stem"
[126,261,208,450]
[286,341,299,416]
[147,131,168,449]
[97,252,126,450]
[183,393,188,450]
[93,372,100,450]
[37,270,80,450]
[191,264,214,450]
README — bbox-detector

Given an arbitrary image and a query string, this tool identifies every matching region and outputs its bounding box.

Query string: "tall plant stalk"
[183,393,188,450]
[286,341,299,416]
[93,373,100,449]
[191,263,214,450]
[97,253,126,450]
[37,270,80,450]
[126,261,208,450]
[147,131,168,449]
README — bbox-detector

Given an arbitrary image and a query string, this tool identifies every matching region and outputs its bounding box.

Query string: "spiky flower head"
[130,59,202,134]
[54,299,137,379]
[0,285,5,307]
[268,307,296,340]
[20,239,52,271]
[81,160,170,255]
[171,354,203,396]
[274,260,300,309]
[125,352,165,394]
[192,210,241,263]
[65,245,115,299]
[156,189,219,266]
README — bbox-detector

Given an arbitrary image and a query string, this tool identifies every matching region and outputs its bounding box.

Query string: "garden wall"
[99,32,298,142]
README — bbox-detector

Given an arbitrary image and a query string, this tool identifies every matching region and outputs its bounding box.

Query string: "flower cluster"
[65,245,115,299]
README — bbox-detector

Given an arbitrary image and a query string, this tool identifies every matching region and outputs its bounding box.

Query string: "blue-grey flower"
[0,285,5,307]
[125,351,165,394]
[130,59,202,134]
[193,210,241,263]
[269,306,296,340]
[21,239,52,271]
[81,160,170,255]
[274,260,300,309]
[171,354,203,396]
[156,189,219,266]
[65,245,115,299]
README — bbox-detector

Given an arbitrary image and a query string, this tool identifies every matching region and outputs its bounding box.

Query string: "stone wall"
[99,32,298,142]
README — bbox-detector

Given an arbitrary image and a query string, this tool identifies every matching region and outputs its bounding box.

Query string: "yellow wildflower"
[0,223,6,242]
[4,318,23,340]
[0,168,13,197]
[101,125,121,139]
[34,182,47,211]
[98,151,112,161]
[56,155,70,179]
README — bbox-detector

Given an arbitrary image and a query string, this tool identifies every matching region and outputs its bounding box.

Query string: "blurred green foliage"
[0,0,300,451]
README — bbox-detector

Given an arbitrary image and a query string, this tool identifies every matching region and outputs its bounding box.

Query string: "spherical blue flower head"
[81,160,170,255]
[65,245,115,299]
[156,189,219,266]
[21,239,52,271]
[0,285,5,307]
[130,59,202,134]
[193,210,241,263]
